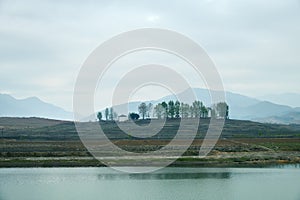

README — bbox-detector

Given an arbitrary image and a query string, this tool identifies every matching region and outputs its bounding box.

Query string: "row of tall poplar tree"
[97,101,229,121]
[138,100,229,120]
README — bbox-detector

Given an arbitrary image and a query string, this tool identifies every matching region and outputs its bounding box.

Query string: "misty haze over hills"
[1,88,300,124]
[259,93,300,108]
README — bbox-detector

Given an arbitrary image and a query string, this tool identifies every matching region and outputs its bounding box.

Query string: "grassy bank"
[1,138,300,168]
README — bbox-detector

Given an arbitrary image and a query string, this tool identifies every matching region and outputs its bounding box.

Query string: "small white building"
[118,114,127,122]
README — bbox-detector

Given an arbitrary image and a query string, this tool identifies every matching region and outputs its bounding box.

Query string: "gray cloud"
[0,0,299,110]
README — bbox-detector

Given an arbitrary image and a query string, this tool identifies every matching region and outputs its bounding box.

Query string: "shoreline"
[2,138,300,168]
[1,155,300,168]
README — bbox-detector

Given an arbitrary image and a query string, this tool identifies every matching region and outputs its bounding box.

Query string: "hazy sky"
[1,0,300,110]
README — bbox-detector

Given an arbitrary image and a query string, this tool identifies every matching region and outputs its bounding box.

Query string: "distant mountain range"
[1,89,300,124]
[111,88,300,124]
[0,94,72,120]
[259,93,300,108]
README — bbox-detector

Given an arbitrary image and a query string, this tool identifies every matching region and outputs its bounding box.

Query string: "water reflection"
[97,172,232,180]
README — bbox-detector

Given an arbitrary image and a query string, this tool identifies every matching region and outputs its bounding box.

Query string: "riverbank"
[1,151,300,168]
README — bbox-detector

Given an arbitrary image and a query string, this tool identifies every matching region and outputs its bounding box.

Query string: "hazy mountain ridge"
[102,88,300,124]
[259,93,300,108]
[1,89,300,124]
[0,94,72,120]
[146,89,299,122]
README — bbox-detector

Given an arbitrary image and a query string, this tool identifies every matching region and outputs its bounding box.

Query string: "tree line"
[151,100,228,119]
[97,107,118,121]
[97,100,229,121]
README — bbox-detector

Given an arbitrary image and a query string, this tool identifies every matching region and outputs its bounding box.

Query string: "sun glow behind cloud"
[147,15,160,22]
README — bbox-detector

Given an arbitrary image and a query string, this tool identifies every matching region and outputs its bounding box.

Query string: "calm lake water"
[0,166,300,200]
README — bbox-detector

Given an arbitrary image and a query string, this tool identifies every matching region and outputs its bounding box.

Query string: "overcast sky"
[1,0,300,110]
